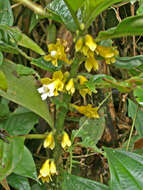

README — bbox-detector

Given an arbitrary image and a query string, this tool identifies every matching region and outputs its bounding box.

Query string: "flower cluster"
[75,34,118,72]
[75,34,98,72]
[72,104,99,118]
[44,39,70,67]
[43,131,71,151]
[38,159,57,183]
[37,70,75,100]
[39,131,71,183]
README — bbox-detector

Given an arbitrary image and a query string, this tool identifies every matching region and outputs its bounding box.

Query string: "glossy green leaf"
[31,57,62,72]
[137,1,143,15]
[0,51,3,65]
[0,109,38,135]
[7,173,31,190]
[62,173,109,190]
[82,0,126,29]
[0,40,19,54]
[96,15,143,41]
[48,0,77,31]
[128,98,143,136]
[105,147,143,190]
[0,25,45,55]
[0,137,24,181]
[134,87,143,106]
[72,116,105,149]
[0,60,53,127]
[64,0,85,12]
[0,0,13,26]
[0,70,8,91]
[113,55,143,69]
[13,146,37,181]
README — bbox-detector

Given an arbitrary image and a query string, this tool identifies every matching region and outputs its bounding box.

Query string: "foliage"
[0,0,143,189]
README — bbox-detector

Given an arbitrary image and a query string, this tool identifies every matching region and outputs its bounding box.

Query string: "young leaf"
[0,60,53,127]
[48,0,78,31]
[105,147,143,190]
[0,137,25,181]
[7,173,31,190]
[96,15,143,41]
[62,173,109,190]
[0,0,14,26]
[13,146,38,181]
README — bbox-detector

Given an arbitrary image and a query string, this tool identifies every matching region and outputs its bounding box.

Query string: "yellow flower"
[75,35,98,72]
[72,104,99,118]
[38,159,57,183]
[61,131,71,150]
[65,78,75,95]
[37,70,65,100]
[96,45,119,64]
[85,34,97,51]
[75,34,97,54]
[85,53,99,72]
[43,132,55,150]
[78,75,92,99]
[50,160,57,176]
[44,39,70,67]
[39,159,51,178]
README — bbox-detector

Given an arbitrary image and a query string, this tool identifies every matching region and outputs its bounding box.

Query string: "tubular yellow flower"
[44,39,70,66]
[96,45,119,64]
[78,75,92,99]
[61,131,71,150]
[75,37,83,52]
[72,104,99,118]
[50,160,57,176]
[65,78,75,95]
[44,132,55,150]
[85,34,97,51]
[37,71,65,100]
[38,159,57,183]
[39,159,51,178]
[85,54,99,72]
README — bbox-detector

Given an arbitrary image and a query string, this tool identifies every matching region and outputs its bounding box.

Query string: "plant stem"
[126,105,138,151]
[12,134,47,139]
[97,92,112,110]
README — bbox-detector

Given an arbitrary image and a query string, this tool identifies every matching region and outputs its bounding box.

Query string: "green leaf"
[0,40,19,54]
[31,184,47,190]
[0,51,3,65]
[0,137,25,181]
[0,98,9,118]
[72,116,105,149]
[134,87,143,106]
[62,173,109,190]
[0,60,53,127]
[137,1,143,15]
[96,15,143,41]
[128,99,143,138]
[0,25,45,55]
[64,0,85,12]
[105,147,143,190]
[82,0,126,29]
[0,109,38,135]
[31,57,62,72]
[113,55,143,69]
[0,70,8,91]
[7,173,31,190]
[48,0,77,31]
[0,0,14,26]
[14,146,37,181]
